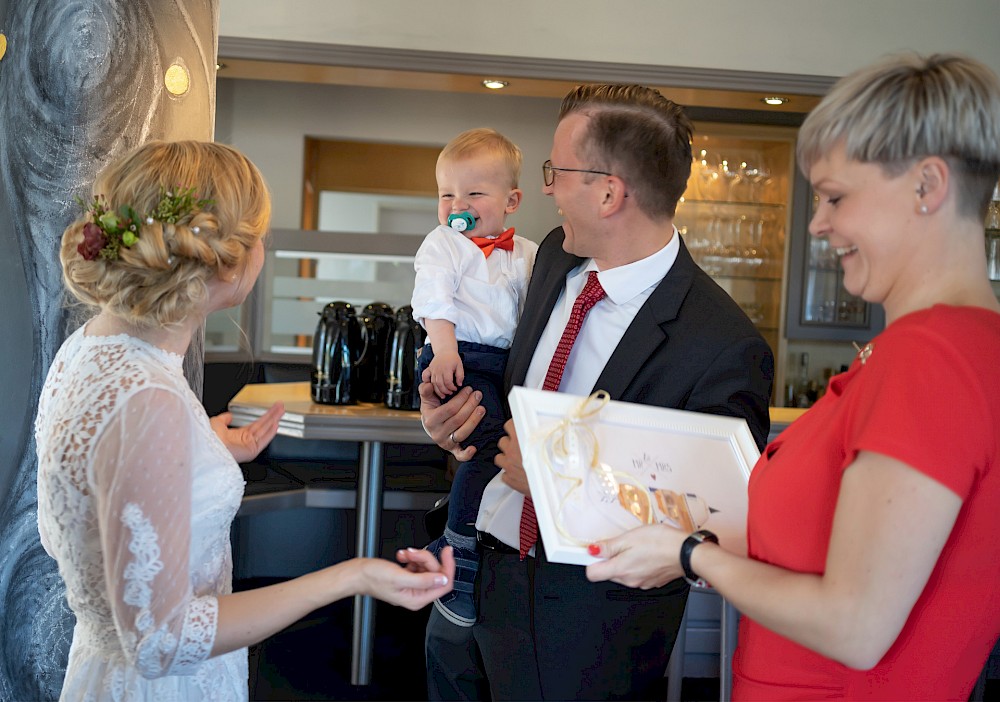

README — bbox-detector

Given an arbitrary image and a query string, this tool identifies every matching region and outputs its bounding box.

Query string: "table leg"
[719,598,739,701]
[351,439,384,686]
[665,601,689,701]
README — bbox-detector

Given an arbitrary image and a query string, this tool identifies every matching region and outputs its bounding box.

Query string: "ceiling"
[216,55,824,115]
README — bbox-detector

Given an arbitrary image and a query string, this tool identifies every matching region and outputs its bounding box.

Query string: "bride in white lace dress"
[36,141,455,701]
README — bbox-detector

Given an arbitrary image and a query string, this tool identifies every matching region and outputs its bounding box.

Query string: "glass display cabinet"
[674,123,886,404]
[674,124,797,363]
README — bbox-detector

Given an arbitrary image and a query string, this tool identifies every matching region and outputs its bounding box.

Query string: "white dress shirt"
[411,225,538,349]
[476,230,681,552]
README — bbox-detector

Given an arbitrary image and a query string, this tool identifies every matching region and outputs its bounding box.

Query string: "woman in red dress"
[587,52,1000,700]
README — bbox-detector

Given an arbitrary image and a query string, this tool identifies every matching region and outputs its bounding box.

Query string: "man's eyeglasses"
[542,159,613,187]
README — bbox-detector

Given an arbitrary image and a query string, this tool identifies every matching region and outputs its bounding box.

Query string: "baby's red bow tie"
[470,227,515,257]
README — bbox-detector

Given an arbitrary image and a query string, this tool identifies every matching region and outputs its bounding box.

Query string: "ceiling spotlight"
[482,79,509,90]
[216,62,226,71]
[762,96,789,106]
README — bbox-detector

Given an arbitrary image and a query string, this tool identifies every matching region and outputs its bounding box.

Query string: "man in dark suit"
[417,84,773,700]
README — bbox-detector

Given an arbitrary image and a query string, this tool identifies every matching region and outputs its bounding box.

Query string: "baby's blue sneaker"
[426,527,479,627]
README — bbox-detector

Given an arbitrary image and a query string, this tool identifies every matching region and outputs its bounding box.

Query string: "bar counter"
[228,381,807,440]
[228,381,808,688]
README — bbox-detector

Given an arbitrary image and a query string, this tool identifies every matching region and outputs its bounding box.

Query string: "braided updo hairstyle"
[61,140,271,328]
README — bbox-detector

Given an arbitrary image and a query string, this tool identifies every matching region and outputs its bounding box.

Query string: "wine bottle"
[793,352,812,408]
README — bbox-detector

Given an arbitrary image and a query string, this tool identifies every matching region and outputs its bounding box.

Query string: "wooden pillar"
[0,1,219,697]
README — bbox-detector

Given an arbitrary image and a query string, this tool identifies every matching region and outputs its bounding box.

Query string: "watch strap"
[679,529,719,588]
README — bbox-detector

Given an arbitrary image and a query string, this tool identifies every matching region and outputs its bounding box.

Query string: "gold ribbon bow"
[532,391,655,547]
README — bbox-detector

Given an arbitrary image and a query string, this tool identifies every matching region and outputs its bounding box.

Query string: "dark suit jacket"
[504,227,773,448]
[476,227,774,699]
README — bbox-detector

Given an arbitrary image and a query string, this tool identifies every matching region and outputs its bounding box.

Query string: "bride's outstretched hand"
[370,546,456,610]
[210,401,285,463]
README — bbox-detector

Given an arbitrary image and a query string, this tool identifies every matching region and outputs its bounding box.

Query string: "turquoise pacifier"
[448,212,476,232]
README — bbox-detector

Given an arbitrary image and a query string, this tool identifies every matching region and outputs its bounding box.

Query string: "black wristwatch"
[679,529,719,588]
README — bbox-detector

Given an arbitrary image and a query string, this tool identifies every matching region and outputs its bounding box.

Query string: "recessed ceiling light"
[482,79,509,90]
[762,96,789,106]
[216,62,226,71]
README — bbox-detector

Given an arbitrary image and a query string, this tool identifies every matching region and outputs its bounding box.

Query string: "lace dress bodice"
[36,326,248,701]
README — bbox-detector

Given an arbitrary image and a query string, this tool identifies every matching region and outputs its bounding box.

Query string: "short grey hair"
[798,52,1000,218]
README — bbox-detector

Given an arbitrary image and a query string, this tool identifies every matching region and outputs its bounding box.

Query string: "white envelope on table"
[508,386,760,566]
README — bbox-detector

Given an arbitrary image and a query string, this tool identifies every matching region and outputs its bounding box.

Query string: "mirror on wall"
[318,191,436,235]
[302,137,440,229]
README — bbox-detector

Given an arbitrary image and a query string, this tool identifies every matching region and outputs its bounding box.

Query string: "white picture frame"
[508,387,761,566]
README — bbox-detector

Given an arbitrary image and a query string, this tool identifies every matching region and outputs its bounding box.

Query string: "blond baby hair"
[438,128,522,189]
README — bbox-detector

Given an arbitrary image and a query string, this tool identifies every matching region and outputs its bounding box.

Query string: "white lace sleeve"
[90,386,217,679]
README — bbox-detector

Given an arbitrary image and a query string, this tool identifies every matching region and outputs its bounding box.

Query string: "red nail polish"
[588,543,601,556]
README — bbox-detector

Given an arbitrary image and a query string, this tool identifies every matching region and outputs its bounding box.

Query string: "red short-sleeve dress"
[733,305,1000,700]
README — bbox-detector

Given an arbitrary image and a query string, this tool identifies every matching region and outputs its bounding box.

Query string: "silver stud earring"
[919,204,929,214]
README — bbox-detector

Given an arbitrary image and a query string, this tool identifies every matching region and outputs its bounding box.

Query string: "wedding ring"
[449,431,457,446]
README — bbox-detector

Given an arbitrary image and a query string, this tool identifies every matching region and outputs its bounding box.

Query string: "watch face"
[694,529,719,544]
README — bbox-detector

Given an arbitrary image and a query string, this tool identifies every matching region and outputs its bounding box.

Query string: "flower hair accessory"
[75,186,213,261]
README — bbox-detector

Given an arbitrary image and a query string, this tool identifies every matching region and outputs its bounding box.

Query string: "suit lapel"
[508,229,698,400]
[592,239,697,399]
[507,228,581,388]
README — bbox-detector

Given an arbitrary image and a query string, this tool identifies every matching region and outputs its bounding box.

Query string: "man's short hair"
[560,85,694,219]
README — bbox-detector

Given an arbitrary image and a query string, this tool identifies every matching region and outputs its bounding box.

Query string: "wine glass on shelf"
[741,160,772,202]
[677,216,710,267]
[724,214,747,274]
[700,206,726,275]
[693,150,720,200]
[718,158,742,202]
[741,214,772,273]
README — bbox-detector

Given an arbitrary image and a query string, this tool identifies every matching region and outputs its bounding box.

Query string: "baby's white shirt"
[411,224,538,349]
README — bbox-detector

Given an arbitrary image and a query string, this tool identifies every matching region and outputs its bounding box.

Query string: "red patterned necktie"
[471,227,515,258]
[519,270,607,559]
